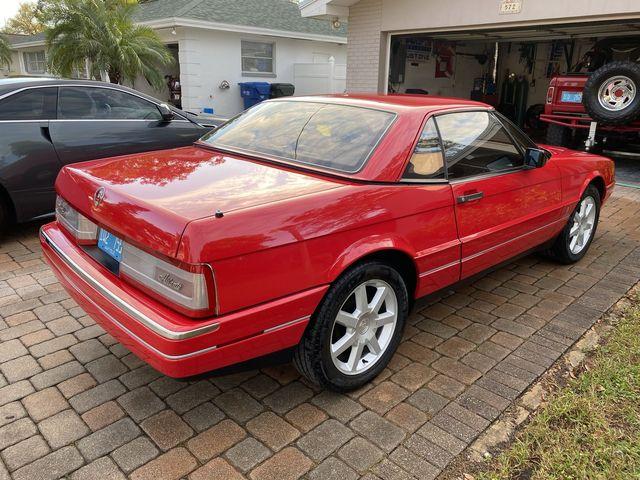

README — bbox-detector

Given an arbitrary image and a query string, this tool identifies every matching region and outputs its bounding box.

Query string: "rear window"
[201,101,396,173]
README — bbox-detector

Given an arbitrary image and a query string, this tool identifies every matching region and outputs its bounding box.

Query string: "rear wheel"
[547,185,600,264]
[546,123,571,146]
[583,61,640,125]
[293,261,408,391]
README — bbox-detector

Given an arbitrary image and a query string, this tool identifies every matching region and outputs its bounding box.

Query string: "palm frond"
[43,0,172,88]
[0,35,12,69]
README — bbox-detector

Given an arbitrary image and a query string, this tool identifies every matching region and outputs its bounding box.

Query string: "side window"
[23,51,47,75]
[402,118,445,180]
[435,111,523,180]
[241,41,275,75]
[59,87,162,120]
[0,88,57,121]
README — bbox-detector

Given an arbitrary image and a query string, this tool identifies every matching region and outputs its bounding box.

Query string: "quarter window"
[23,51,47,75]
[0,88,57,121]
[435,111,523,180]
[403,118,445,180]
[58,87,162,120]
[241,41,275,75]
[494,112,537,150]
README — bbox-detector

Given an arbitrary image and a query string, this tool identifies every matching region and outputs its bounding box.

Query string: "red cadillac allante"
[41,95,614,391]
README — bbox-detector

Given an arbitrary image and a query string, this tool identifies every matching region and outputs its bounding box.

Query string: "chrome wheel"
[569,196,596,255]
[598,75,636,111]
[330,279,398,376]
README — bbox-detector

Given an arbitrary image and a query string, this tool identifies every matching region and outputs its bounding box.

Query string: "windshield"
[201,101,396,173]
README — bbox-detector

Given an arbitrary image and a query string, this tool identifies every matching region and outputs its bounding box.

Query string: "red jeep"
[541,37,640,150]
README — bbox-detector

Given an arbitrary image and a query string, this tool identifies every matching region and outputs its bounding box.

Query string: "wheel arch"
[587,175,606,202]
[328,238,419,301]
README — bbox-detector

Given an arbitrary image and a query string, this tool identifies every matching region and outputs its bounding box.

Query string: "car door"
[400,117,460,296]
[0,86,61,221]
[435,110,563,279]
[50,86,204,165]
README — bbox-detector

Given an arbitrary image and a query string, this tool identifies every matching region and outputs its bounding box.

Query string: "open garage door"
[387,19,640,186]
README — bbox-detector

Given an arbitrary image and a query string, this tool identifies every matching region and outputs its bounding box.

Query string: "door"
[400,117,460,297]
[0,86,61,221]
[50,86,203,165]
[435,110,563,278]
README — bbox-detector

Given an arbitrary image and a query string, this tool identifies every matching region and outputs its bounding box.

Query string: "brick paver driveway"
[1,187,639,480]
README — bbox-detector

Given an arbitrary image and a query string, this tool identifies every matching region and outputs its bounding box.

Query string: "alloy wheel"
[330,279,398,375]
[569,196,596,255]
[598,75,636,111]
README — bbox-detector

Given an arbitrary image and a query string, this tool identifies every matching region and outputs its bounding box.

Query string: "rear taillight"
[546,86,555,104]
[56,196,98,244]
[55,195,215,317]
[119,242,215,317]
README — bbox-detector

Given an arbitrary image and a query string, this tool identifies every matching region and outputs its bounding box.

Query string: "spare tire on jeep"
[583,61,640,125]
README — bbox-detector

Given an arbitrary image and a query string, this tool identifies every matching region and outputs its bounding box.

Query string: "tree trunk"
[108,68,122,84]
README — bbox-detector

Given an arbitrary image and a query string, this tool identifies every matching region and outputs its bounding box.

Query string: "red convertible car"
[40,95,614,390]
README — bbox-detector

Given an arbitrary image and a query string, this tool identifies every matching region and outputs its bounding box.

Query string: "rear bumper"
[40,223,327,377]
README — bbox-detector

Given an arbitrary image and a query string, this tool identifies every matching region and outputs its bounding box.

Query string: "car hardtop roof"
[272,93,491,114]
[0,77,123,88]
[0,78,171,108]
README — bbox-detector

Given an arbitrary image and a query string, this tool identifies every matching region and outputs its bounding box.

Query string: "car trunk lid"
[56,146,344,258]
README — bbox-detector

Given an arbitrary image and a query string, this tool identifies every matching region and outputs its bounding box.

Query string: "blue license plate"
[561,91,583,103]
[98,229,124,263]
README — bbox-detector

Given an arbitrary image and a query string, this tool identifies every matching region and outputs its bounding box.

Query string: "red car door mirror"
[524,148,549,169]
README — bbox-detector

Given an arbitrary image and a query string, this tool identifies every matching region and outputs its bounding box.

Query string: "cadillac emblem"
[93,187,106,207]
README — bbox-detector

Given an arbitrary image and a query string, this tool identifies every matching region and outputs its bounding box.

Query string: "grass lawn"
[477,296,640,480]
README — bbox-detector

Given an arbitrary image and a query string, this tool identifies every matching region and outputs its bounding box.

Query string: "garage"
[386,20,640,185]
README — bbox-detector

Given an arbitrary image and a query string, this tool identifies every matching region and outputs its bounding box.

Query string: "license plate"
[98,229,124,263]
[561,91,583,103]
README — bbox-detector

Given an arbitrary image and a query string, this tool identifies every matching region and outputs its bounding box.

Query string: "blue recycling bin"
[239,82,271,109]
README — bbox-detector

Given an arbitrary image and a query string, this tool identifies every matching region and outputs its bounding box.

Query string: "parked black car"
[0,78,221,228]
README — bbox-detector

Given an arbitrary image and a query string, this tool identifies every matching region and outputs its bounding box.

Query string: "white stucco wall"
[0,51,22,77]
[135,27,347,117]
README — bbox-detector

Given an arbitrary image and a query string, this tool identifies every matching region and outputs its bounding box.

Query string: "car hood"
[56,146,344,258]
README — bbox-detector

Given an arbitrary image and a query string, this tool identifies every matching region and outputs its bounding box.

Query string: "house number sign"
[499,0,522,14]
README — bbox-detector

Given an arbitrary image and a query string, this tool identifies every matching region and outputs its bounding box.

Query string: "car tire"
[583,61,640,125]
[293,261,408,391]
[547,185,601,264]
[546,123,571,146]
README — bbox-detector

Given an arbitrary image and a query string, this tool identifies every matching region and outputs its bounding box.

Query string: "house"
[1,33,51,78]
[2,0,347,117]
[299,0,640,119]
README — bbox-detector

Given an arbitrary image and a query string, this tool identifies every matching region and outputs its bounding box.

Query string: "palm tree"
[42,0,173,89]
[0,35,11,70]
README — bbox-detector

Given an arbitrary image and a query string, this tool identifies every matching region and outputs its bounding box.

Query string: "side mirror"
[524,148,548,169]
[158,103,175,122]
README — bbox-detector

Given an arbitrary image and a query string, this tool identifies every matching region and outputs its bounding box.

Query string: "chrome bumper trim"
[41,228,220,340]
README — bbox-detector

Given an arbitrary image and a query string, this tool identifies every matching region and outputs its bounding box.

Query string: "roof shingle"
[134,0,346,38]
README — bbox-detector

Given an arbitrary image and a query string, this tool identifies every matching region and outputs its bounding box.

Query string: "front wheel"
[293,261,408,391]
[547,185,601,264]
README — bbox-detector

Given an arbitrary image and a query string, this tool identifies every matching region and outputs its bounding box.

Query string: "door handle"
[456,191,484,204]
[40,126,53,144]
